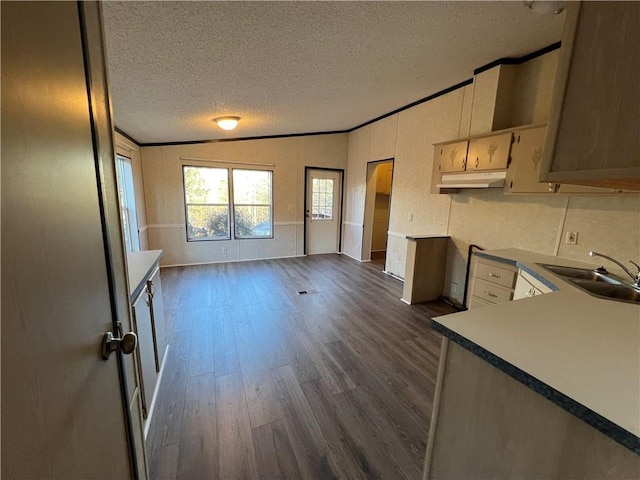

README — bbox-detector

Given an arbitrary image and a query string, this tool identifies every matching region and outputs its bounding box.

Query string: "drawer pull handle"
[483,291,498,298]
[488,273,502,278]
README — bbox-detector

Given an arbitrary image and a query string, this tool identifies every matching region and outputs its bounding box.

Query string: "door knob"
[101,331,138,360]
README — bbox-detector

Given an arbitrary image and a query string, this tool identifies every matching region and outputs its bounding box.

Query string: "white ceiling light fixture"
[213,116,240,130]
[523,1,565,15]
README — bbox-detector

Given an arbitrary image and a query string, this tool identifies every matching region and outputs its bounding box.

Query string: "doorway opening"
[363,159,394,270]
[304,167,344,255]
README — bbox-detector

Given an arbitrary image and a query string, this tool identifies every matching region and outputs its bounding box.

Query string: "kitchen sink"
[538,263,640,305]
[538,264,624,284]
[570,279,640,304]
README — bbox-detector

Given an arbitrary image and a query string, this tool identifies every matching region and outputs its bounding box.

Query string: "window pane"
[233,170,271,204]
[184,166,228,204]
[116,155,140,251]
[311,178,334,220]
[235,206,272,237]
[186,205,230,240]
[232,169,273,239]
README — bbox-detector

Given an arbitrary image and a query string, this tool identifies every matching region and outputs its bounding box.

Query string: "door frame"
[362,158,394,263]
[303,166,345,255]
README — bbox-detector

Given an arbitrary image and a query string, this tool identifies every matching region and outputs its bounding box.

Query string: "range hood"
[436,171,507,189]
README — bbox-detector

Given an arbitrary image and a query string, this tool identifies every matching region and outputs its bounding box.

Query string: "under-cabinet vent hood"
[437,171,507,189]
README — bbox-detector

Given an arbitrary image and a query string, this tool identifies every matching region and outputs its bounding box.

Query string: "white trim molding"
[146,223,184,229]
[274,221,304,226]
[383,270,404,282]
[343,221,364,228]
[387,231,406,239]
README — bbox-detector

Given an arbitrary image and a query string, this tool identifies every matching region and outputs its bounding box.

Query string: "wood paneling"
[145,254,456,478]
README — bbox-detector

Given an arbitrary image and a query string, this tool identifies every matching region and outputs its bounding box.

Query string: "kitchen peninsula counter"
[424,248,639,479]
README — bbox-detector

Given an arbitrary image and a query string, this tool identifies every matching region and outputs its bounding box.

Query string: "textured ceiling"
[102,1,565,144]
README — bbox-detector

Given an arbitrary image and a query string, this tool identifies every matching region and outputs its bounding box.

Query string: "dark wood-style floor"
[146,253,455,480]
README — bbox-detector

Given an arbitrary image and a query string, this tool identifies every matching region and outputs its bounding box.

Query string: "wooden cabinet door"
[149,268,167,370]
[468,133,512,171]
[132,291,158,419]
[437,141,468,173]
[540,2,640,190]
[506,127,554,194]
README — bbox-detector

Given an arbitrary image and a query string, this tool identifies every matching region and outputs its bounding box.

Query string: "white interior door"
[306,169,342,255]
[2,2,134,478]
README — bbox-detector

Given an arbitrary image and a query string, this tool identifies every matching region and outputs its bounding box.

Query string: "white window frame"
[182,165,231,242]
[182,166,274,241]
[232,168,274,240]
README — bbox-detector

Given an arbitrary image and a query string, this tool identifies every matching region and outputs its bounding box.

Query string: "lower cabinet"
[132,289,158,419]
[513,269,552,300]
[131,266,167,424]
[425,341,639,479]
[467,256,517,308]
[148,267,167,370]
[129,388,149,480]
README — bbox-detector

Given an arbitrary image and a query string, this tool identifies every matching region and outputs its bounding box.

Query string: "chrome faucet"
[589,251,640,287]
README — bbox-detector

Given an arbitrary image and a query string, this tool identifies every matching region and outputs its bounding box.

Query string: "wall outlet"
[565,232,578,245]
[222,247,228,254]
[407,212,413,221]
[451,282,458,293]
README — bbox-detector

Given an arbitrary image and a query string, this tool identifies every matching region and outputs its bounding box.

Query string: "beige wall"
[343,49,640,304]
[371,193,390,252]
[140,134,348,266]
[115,132,149,250]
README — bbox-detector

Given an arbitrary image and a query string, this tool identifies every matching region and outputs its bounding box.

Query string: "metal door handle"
[483,291,498,298]
[102,331,137,360]
[488,273,501,278]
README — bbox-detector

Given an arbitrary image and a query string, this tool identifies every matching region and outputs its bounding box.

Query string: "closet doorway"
[363,159,394,270]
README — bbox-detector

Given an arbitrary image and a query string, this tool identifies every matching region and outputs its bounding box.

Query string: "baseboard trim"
[383,270,404,282]
[340,252,374,263]
[400,297,411,305]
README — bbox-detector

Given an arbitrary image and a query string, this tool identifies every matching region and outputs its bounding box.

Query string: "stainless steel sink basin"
[538,264,623,284]
[538,263,639,304]
[569,279,640,304]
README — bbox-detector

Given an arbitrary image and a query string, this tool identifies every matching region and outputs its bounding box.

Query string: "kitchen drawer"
[475,260,517,289]
[472,278,514,304]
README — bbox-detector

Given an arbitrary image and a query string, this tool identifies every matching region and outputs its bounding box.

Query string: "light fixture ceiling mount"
[213,116,240,131]
[522,1,565,15]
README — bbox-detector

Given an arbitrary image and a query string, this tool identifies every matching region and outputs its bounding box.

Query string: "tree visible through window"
[233,169,272,238]
[183,166,273,241]
[183,166,230,240]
